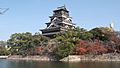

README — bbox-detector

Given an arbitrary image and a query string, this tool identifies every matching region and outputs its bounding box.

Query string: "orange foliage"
[75,40,107,55]
[78,48,87,55]
[34,46,44,55]
[87,44,107,55]
[75,40,89,55]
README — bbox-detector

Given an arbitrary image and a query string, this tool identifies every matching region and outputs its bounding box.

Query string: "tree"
[55,27,93,44]
[75,40,107,55]
[87,41,108,55]
[55,42,74,58]
[105,32,120,53]
[32,32,49,46]
[75,40,89,55]
[90,27,112,41]
[75,27,93,40]
[7,32,49,56]
[7,32,33,55]
[54,27,93,58]
[0,46,10,55]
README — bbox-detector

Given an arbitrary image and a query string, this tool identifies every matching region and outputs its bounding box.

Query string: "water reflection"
[0,59,120,68]
[68,62,120,68]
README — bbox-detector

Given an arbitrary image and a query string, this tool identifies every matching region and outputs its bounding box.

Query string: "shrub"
[55,42,74,58]
[75,40,107,55]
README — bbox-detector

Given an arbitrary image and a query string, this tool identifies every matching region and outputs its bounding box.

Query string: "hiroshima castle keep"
[40,6,75,38]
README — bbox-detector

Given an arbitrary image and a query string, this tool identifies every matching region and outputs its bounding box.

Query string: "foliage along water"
[0,59,120,68]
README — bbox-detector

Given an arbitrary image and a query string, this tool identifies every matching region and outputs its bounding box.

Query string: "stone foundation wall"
[60,53,120,62]
[8,55,57,61]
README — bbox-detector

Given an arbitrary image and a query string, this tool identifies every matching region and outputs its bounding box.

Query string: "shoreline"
[7,55,57,61]
[0,56,8,59]
[6,53,120,62]
[60,53,120,62]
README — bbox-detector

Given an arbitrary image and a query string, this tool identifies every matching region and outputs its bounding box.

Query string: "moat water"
[0,59,120,68]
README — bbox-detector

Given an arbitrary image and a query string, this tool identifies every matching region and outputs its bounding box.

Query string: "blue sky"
[0,0,120,40]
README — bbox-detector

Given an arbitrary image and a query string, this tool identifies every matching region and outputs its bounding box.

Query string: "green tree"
[7,32,33,55]
[90,27,111,41]
[54,27,94,58]
[32,32,49,46]
[56,27,93,43]
[7,32,49,56]
[55,42,74,58]
[0,46,10,55]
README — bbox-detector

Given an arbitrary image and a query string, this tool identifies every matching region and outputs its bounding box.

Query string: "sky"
[0,0,120,40]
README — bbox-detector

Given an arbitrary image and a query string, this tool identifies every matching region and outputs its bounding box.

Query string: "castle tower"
[40,6,75,38]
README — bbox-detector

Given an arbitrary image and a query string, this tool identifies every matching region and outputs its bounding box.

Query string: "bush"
[55,42,74,58]
[0,46,10,55]
[75,40,107,55]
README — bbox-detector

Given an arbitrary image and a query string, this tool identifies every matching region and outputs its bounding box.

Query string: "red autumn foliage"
[75,40,89,55]
[34,46,44,55]
[78,48,87,55]
[87,43,107,55]
[75,39,107,55]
